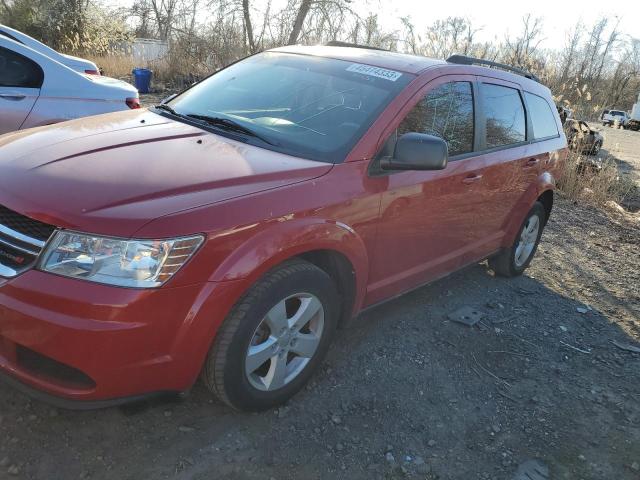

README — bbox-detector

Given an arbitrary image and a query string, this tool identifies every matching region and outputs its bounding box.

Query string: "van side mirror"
[380,133,448,171]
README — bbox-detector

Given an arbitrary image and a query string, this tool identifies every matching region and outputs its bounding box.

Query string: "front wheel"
[202,259,339,411]
[489,202,546,277]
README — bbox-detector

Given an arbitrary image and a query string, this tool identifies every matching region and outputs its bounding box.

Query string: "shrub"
[557,150,637,211]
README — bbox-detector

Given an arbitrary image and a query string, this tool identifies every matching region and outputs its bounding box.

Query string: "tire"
[202,259,339,411]
[489,202,546,277]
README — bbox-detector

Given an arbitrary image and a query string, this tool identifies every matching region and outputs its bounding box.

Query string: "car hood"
[0,110,332,238]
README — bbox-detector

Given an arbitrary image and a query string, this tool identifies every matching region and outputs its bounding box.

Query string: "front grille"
[0,205,56,278]
[0,205,56,242]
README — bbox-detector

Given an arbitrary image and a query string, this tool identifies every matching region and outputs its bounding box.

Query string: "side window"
[525,92,558,139]
[481,83,526,148]
[0,46,43,88]
[398,81,474,157]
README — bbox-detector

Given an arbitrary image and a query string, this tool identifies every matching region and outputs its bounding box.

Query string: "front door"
[366,76,492,305]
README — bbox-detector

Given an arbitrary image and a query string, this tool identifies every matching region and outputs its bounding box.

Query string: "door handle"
[462,174,483,184]
[0,93,26,101]
[523,158,539,168]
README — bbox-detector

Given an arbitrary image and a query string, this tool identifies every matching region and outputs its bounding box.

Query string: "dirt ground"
[0,105,639,480]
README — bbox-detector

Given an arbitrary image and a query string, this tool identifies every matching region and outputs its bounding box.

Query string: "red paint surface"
[0,52,567,402]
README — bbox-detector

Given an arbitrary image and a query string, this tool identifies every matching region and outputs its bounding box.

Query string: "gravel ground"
[594,123,640,186]
[1,99,638,480]
[1,196,638,480]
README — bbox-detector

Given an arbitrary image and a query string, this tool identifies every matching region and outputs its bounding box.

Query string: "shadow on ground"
[0,197,638,480]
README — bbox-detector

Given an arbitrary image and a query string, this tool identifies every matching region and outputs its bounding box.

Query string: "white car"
[0,36,139,135]
[602,109,629,128]
[0,24,100,75]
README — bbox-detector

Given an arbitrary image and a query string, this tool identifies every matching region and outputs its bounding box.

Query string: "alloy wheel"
[245,293,324,391]
[514,214,540,267]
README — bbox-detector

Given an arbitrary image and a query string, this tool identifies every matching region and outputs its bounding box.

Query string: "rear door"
[0,45,42,134]
[468,78,531,258]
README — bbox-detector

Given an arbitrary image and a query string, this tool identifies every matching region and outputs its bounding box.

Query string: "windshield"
[610,111,625,116]
[165,52,413,163]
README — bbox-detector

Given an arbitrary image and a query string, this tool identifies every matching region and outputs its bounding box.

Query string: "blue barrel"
[132,68,152,93]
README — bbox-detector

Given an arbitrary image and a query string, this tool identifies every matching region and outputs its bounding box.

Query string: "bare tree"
[287,0,311,44]
[504,14,544,68]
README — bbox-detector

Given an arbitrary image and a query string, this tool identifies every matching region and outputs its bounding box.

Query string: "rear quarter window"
[524,92,558,140]
[481,83,526,148]
[0,46,43,88]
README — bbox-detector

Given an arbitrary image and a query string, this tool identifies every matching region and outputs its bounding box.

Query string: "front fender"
[209,218,370,311]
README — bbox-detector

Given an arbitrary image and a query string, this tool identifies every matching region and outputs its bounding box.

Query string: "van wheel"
[202,259,339,411]
[489,202,546,277]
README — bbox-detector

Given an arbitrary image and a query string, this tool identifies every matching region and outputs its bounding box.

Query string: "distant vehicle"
[0,23,100,75]
[628,93,640,131]
[556,105,572,125]
[0,46,566,411]
[602,109,629,128]
[564,119,603,155]
[0,36,139,135]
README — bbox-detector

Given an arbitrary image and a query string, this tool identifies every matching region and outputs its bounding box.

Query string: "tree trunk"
[288,0,312,45]
[242,0,256,53]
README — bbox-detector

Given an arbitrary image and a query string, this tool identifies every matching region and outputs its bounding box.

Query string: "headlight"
[39,231,204,288]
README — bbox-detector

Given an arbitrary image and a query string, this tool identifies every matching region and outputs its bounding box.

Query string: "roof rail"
[446,54,540,83]
[324,41,389,52]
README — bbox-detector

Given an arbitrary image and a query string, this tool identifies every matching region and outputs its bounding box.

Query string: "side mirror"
[161,93,178,104]
[380,133,448,171]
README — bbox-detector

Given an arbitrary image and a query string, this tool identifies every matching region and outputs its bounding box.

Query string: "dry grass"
[558,150,637,211]
[87,54,136,80]
[86,53,211,92]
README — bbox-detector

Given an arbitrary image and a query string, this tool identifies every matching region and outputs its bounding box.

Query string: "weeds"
[86,52,210,91]
[558,149,638,211]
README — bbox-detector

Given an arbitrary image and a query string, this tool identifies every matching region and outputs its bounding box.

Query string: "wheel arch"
[208,219,369,320]
[298,249,357,328]
[537,189,554,225]
[502,174,555,247]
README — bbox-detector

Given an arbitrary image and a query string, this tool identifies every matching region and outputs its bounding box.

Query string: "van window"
[481,83,525,148]
[398,81,474,156]
[525,92,558,139]
[0,46,43,88]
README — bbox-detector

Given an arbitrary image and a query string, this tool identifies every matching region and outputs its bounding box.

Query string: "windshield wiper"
[186,114,278,146]
[153,104,182,116]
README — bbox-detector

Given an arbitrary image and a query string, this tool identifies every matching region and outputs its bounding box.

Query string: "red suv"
[0,45,567,411]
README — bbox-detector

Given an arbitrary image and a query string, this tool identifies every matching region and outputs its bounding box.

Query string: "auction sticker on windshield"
[346,63,403,82]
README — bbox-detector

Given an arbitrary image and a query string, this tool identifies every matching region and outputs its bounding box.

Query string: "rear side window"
[0,46,43,88]
[398,81,474,156]
[481,83,525,148]
[525,92,558,139]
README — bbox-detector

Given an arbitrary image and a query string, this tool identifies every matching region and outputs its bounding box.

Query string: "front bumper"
[0,270,238,406]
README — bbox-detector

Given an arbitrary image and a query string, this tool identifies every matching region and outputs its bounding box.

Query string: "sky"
[108,0,640,51]
[362,0,640,49]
